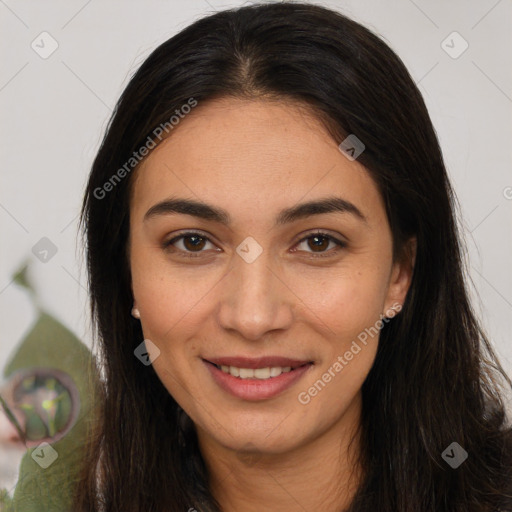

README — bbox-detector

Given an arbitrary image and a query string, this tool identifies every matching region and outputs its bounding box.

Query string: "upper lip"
[204,356,312,369]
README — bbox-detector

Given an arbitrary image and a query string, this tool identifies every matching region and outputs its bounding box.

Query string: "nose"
[216,247,294,341]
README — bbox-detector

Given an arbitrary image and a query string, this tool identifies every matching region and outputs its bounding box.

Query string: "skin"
[129,97,415,511]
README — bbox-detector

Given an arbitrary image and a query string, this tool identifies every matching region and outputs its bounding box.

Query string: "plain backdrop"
[1,0,511,379]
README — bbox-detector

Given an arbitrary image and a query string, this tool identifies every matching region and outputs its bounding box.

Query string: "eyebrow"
[143,195,367,226]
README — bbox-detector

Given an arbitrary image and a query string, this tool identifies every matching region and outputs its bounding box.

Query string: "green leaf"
[2,273,101,511]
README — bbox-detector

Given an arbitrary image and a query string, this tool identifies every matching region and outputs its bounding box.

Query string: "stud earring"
[131,307,141,319]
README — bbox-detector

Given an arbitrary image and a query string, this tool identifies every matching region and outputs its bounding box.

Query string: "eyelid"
[293,228,347,246]
[164,228,212,243]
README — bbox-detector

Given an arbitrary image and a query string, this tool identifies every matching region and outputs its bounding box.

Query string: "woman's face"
[129,97,413,456]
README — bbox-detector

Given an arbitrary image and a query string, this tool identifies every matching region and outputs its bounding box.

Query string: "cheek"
[294,272,384,426]
[291,264,388,406]
[130,247,219,341]
[290,262,391,339]
[131,258,205,403]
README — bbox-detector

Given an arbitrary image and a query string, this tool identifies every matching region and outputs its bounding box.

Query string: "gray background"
[0,0,511,478]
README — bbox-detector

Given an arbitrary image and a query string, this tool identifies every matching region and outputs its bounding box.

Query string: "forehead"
[130,98,385,227]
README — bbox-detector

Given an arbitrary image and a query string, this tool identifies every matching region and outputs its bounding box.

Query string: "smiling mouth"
[204,360,313,380]
[202,357,314,400]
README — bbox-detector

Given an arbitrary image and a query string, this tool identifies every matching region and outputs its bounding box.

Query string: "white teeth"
[270,367,282,377]
[218,365,294,379]
[239,368,254,379]
[254,367,270,379]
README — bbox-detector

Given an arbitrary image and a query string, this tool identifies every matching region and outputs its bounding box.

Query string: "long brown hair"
[76,3,512,510]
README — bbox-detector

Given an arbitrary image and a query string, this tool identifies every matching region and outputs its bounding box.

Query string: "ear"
[383,237,416,316]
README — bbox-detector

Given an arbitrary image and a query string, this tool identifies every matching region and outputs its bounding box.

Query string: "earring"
[131,307,140,319]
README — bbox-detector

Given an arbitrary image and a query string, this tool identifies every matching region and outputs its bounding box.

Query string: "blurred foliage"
[0,263,100,511]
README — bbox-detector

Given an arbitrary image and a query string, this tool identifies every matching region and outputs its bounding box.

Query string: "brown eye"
[163,231,219,258]
[294,231,346,258]
[182,234,207,251]
[307,234,330,252]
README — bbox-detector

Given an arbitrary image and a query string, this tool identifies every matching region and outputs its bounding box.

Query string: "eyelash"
[162,230,346,259]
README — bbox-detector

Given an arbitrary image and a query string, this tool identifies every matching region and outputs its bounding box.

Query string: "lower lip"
[203,360,313,401]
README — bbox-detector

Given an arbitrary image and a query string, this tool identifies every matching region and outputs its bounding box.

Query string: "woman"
[76,2,512,511]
